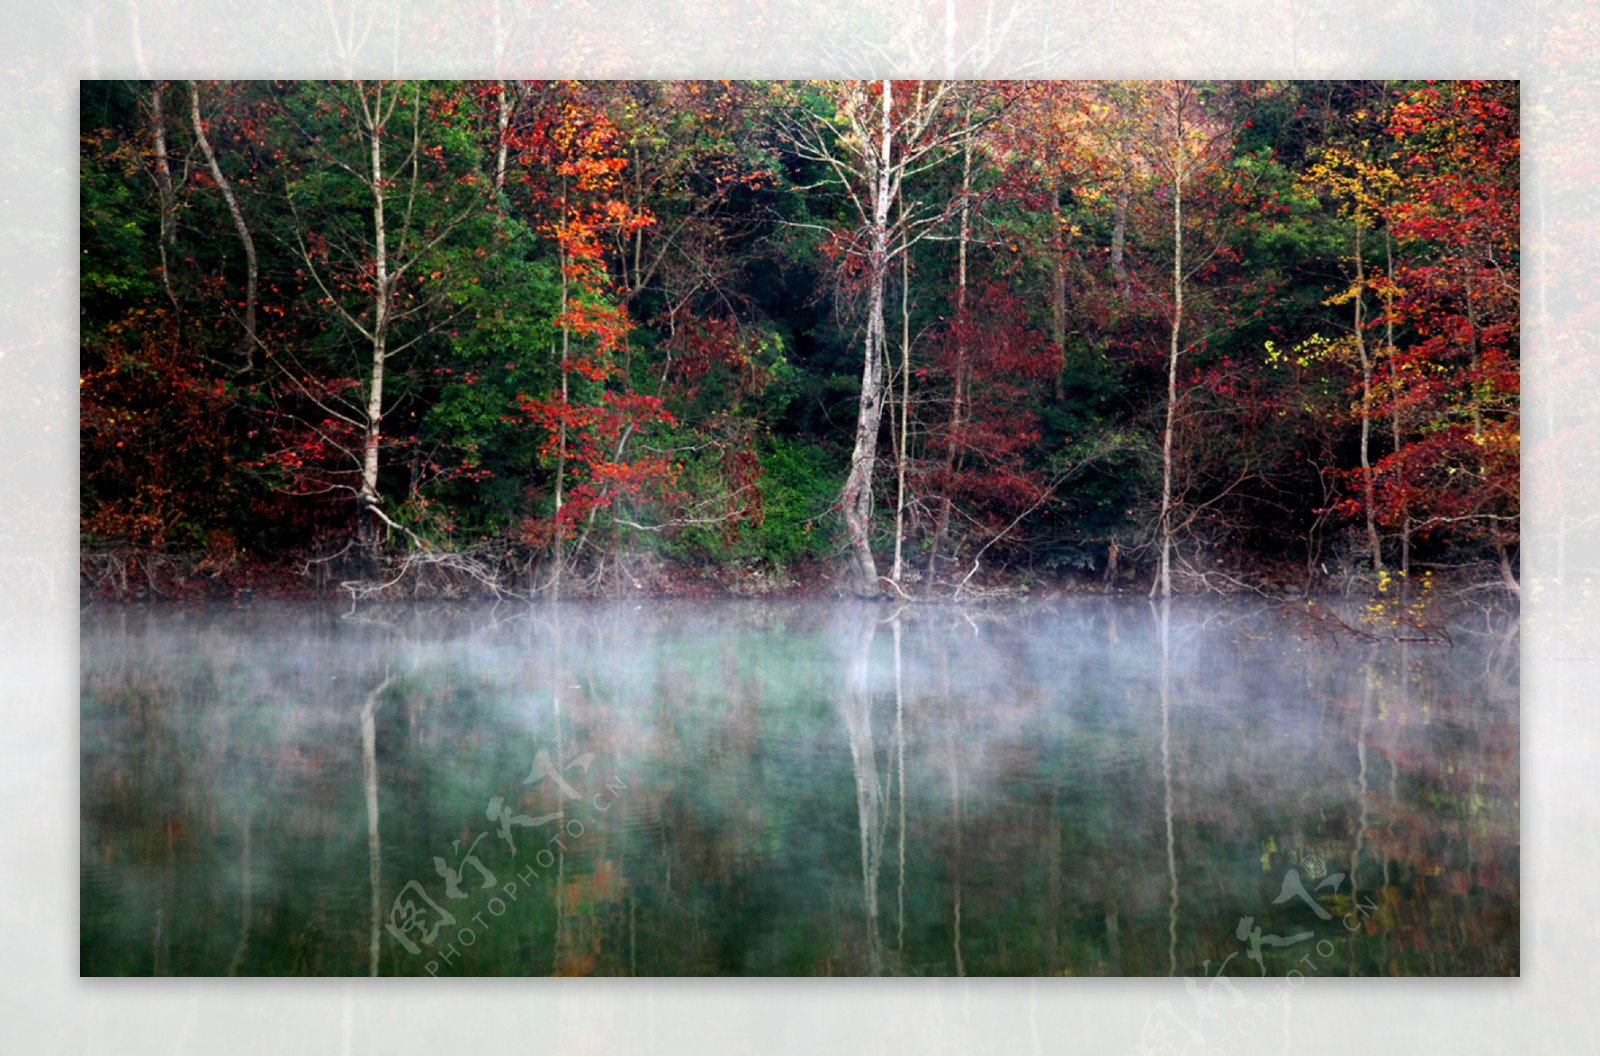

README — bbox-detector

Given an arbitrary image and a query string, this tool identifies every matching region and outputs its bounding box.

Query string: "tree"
[1303,138,1401,572]
[187,80,260,369]
[271,80,489,570]
[783,79,981,597]
[1374,80,1520,592]
[503,83,674,587]
[1119,81,1234,598]
[918,280,1057,577]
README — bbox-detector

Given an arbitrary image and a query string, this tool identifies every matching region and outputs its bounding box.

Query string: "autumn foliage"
[1373,82,1519,559]
[78,79,1519,597]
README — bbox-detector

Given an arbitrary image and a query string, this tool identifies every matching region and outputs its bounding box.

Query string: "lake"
[80,598,1518,976]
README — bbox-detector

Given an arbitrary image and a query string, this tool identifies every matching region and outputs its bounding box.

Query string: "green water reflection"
[80,600,1518,976]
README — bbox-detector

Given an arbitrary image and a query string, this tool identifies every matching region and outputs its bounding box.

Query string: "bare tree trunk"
[555,179,570,522]
[495,79,512,193]
[840,80,895,598]
[1153,97,1184,601]
[147,81,178,308]
[188,81,258,370]
[358,86,393,573]
[1355,222,1382,571]
[1110,178,1130,295]
[551,230,571,598]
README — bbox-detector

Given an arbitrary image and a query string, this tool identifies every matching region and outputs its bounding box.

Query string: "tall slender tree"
[275,81,488,569]
[783,79,987,596]
[1120,81,1233,598]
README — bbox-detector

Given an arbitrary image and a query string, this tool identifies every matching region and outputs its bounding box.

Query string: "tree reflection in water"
[81,599,1519,976]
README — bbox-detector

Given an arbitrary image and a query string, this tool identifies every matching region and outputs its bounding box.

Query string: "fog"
[80,598,1518,976]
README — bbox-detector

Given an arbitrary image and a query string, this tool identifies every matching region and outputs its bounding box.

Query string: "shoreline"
[78,544,1518,610]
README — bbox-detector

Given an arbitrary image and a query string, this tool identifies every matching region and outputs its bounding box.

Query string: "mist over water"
[80,599,1518,976]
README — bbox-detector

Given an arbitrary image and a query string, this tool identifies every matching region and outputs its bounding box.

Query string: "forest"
[78,79,1520,601]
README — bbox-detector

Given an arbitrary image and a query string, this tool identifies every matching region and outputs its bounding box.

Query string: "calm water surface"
[80,599,1518,976]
